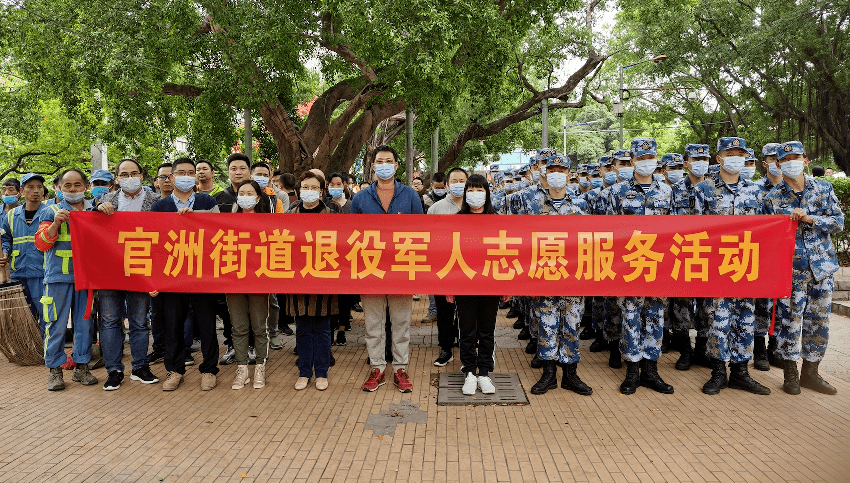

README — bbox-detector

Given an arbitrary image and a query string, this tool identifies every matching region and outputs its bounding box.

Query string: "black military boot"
[506,308,519,319]
[692,336,710,367]
[517,326,531,340]
[579,321,595,340]
[561,363,592,396]
[702,359,728,395]
[782,359,801,395]
[608,340,622,369]
[800,360,838,395]
[639,359,674,394]
[513,317,524,330]
[620,361,640,395]
[525,338,538,355]
[767,335,783,368]
[752,336,769,371]
[589,332,606,352]
[675,333,693,371]
[531,360,558,395]
[530,354,544,369]
[660,328,672,353]
[728,362,771,395]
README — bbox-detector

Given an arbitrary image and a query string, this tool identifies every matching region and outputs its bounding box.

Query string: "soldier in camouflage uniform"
[514,154,593,396]
[763,141,843,395]
[694,137,770,396]
[659,153,685,354]
[756,143,786,368]
[606,138,674,395]
[669,144,712,370]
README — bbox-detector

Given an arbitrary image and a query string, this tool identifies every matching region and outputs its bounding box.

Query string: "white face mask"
[666,169,684,184]
[465,191,486,209]
[449,182,466,198]
[119,176,141,193]
[617,167,634,181]
[253,176,269,189]
[532,171,540,182]
[546,172,568,190]
[689,161,709,177]
[237,195,258,210]
[300,190,320,204]
[721,156,746,174]
[634,159,658,177]
[767,162,783,177]
[780,160,805,179]
[740,166,756,180]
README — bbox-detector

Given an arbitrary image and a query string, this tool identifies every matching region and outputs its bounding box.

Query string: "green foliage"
[826,177,850,265]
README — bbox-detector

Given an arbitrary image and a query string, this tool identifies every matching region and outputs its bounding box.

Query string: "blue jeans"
[41,282,93,368]
[428,295,437,315]
[295,315,331,378]
[99,290,150,373]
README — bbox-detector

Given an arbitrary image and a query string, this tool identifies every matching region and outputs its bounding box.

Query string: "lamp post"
[617,55,667,148]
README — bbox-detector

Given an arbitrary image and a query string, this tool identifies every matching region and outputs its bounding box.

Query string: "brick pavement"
[1,299,849,482]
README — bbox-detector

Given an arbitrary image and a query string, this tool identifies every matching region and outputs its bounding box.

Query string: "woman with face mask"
[287,172,341,391]
[327,172,355,346]
[447,174,509,397]
[227,180,272,391]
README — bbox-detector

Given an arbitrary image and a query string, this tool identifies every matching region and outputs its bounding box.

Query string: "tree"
[2,1,612,178]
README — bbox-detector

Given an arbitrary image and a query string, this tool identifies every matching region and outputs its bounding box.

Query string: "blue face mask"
[449,183,466,198]
[590,178,603,188]
[603,172,618,185]
[375,163,396,180]
[532,171,540,182]
[689,161,709,177]
[90,187,109,199]
[617,167,634,181]
[579,179,590,189]
[767,162,782,177]
[328,187,344,199]
[55,191,64,201]
[652,173,665,183]
[253,176,269,189]
[174,176,196,192]
[666,170,684,184]
[520,179,529,189]
[740,166,756,180]
[2,195,18,205]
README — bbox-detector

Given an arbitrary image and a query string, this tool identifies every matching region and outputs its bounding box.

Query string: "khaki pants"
[361,294,412,373]
[227,294,270,365]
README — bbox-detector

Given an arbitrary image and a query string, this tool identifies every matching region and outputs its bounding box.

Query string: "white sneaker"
[462,372,478,395]
[478,375,496,394]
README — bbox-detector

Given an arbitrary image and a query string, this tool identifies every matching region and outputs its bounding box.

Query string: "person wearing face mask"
[763,141,844,396]
[287,172,340,391]
[512,154,593,396]
[44,176,64,206]
[225,180,272,390]
[567,170,580,195]
[657,154,685,354]
[606,138,675,396]
[89,169,114,203]
[652,160,667,185]
[1,173,51,329]
[151,158,222,392]
[755,143,785,369]
[577,163,604,349]
[693,137,770,396]
[661,154,685,186]
[448,174,509,396]
[2,178,21,214]
[34,169,97,391]
[668,144,712,371]
[93,159,161,391]
[740,148,758,181]
[351,145,423,394]
[423,172,447,211]
[427,167,468,367]
[594,154,625,369]
[327,172,356,347]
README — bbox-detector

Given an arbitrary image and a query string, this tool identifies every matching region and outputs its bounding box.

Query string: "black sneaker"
[147,350,164,365]
[330,354,336,367]
[352,302,364,313]
[103,371,124,391]
[131,366,159,384]
[433,350,454,367]
[219,345,235,365]
[185,354,195,366]
[335,331,347,346]
[281,324,294,336]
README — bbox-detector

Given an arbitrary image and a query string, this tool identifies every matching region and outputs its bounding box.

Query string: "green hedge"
[825,177,850,265]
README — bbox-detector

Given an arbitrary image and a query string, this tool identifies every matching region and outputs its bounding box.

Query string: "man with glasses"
[153,163,174,198]
[151,158,221,392]
[95,159,162,390]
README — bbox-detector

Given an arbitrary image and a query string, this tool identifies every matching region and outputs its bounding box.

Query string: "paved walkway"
[1,299,849,482]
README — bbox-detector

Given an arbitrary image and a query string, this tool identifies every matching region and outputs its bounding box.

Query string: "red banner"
[68,212,796,297]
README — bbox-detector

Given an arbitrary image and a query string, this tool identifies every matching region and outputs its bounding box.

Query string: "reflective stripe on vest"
[47,205,72,272]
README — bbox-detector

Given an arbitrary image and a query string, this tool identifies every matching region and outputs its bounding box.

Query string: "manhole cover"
[436,372,529,406]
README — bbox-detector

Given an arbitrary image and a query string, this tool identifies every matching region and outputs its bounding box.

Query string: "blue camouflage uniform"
[693,137,762,363]
[763,142,844,362]
[515,155,589,363]
[596,154,625,343]
[36,200,95,369]
[753,143,784,338]
[606,139,672,362]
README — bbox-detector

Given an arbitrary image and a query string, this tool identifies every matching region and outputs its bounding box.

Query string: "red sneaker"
[362,368,386,392]
[394,369,413,393]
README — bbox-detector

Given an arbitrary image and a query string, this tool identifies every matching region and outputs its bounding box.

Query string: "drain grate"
[436,372,529,406]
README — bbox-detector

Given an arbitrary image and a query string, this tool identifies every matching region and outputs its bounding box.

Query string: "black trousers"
[162,292,219,375]
[455,295,499,376]
[435,295,457,352]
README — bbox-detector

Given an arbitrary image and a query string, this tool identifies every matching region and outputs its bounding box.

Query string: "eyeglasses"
[156,175,171,180]
[117,172,142,179]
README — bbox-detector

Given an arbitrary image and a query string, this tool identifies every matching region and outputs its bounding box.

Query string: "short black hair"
[413,176,423,182]
[431,172,446,184]
[811,165,825,176]
[115,158,145,177]
[273,169,282,177]
[226,153,251,168]
[251,162,272,174]
[2,178,20,190]
[157,162,173,172]
[300,171,326,191]
[446,167,469,180]
[372,145,398,164]
[458,174,494,214]
[196,159,214,171]
[280,173,297,190]
[59,168,89,185]
[172,157,195,171]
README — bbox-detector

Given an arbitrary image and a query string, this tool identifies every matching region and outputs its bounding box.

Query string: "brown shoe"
[421,313,437,324]
[162,372,183,391]
[200,373,217,391]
